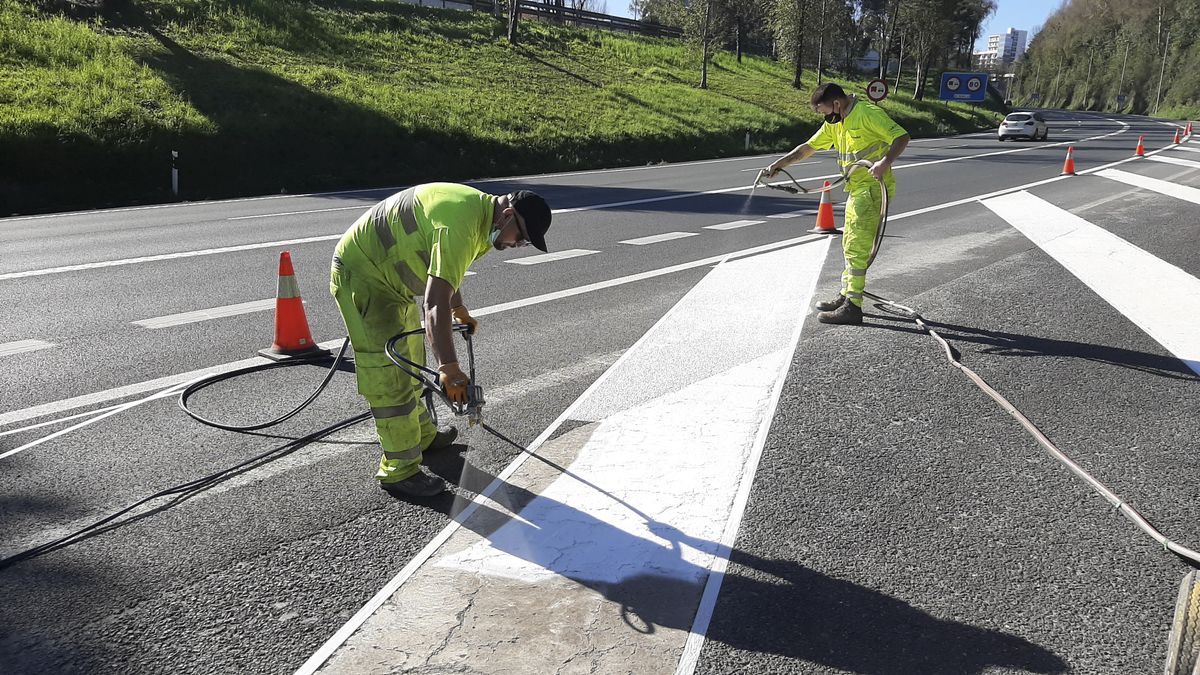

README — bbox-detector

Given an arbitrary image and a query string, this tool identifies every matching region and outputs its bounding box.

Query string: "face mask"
[824,109,843,124]
[490,225,502,247]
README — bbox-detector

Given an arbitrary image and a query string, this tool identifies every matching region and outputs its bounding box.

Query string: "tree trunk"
[791,0,806,88]
[700,0,712,89]
[880,0,900,79]
[507,0,518,44]
[816,0,827,84]
[736,19,744,63]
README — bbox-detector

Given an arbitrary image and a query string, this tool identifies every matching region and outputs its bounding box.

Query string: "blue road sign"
[939,72,989,102]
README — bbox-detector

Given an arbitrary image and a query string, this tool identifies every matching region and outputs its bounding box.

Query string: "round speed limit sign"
[866,79,889,102]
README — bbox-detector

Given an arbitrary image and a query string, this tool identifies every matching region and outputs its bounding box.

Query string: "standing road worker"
[330,183,551,497]
[766,83,910,325]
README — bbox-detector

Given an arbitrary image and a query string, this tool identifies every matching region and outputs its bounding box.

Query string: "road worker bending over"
[767,83,910,325]
[330,183,551,497]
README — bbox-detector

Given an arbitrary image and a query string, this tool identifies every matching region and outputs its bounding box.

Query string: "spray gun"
[384,324,485,427]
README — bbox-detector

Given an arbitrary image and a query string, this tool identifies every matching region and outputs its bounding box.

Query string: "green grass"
[0,0,1004,214]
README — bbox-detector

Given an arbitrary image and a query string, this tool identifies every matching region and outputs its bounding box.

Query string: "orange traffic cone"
[809,181,841,234]
[259,251,329,361]
[1135,135,1146,157]
[1173,128,1182,144]
[1187,122,1194,137]
[1061,147,1077,176]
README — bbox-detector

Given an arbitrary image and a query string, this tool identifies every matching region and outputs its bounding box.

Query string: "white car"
[998,112,1049,141]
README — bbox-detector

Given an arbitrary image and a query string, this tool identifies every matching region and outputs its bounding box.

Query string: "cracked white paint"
[310,238,830,674]
[436,351,786,585]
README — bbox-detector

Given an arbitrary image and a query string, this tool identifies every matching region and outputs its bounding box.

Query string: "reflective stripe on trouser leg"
[330,270,428,482]
[841,182,890,307]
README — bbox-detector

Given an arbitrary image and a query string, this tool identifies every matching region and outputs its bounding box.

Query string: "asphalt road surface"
[2,109,1198,674]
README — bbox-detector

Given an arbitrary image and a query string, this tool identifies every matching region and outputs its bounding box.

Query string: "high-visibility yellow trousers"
[841,181,894,307]
[330,255,437,483]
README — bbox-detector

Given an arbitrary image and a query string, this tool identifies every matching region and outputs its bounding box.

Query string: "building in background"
[973,27,1028,71]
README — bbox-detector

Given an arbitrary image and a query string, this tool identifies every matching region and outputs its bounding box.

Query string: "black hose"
[178,338,351,431]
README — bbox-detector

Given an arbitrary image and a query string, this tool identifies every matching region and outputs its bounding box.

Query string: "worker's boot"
[814,292,846,312]
[425,426,458,452]
[817,299,863,325]
[381,468,447,498]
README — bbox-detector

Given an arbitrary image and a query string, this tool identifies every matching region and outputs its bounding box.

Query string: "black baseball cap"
[510,190,551,252]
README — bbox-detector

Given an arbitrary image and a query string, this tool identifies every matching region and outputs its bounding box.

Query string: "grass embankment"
[1,0,1005,214]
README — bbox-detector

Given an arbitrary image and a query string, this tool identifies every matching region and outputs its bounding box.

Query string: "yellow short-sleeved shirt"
[416,183,494,290]
[806,97,908,192]
[336,183,494,297]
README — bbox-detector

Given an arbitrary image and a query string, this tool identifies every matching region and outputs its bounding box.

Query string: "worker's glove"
[451,304,479,335]
[438,362,470,405]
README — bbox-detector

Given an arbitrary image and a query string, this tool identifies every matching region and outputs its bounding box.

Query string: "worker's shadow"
[864,309,1199,382]
[403,446,1067,675]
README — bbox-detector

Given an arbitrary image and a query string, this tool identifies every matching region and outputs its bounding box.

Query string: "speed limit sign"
[866,78,889,102]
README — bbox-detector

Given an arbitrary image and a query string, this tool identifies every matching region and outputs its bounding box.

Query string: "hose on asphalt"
[757,157,1200,569]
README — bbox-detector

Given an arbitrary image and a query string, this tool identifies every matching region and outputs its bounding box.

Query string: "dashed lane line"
[619,232,700,246]
[503,249,600,265]
[133,299,276,329]
[0,340,55,358]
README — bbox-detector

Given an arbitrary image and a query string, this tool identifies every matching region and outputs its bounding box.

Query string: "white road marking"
[0,233,825,429]
[766,208,819,219]
[300,238,830,675]
[982,191,1200,375]
[1097,169,1200,206]
[3,117,1130,280]
[1148,155,1200,170]
[0,339,54,358]
[704,219,765,230]
[503,249,599,265]
[133,299,276,329]
[618,231,699,245]
[1170,146,1200,154]
[227,206,367,221]
[1072,168,1198,214]
[0,235,339,281]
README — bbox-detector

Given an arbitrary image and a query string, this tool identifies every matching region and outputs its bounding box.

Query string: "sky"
[611,0,1063,47]
[974,0,1062,51]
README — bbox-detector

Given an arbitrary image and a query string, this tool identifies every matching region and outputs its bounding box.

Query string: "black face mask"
[824,112,843,124]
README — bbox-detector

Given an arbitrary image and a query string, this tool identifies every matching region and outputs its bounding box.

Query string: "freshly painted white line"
[227,206,366,221]
[1170,146,1200,154]
[1097,169,1200,206]
[0,235,339,281]
[0,402,128,438]
[673,251,824,675]
[0,234,824,429]
[0,383,189,461]
[133,299,276,329]
[766,208,819,219]
[0,356,270,428]
[302,238,831,674]
[1071,167,1197,214]
[618,231,700,245]
[982,191,1200,376]
[704,219,765,231]
[1148,155,1200,170]
[503,249,599,265]
[0,339,54,357]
